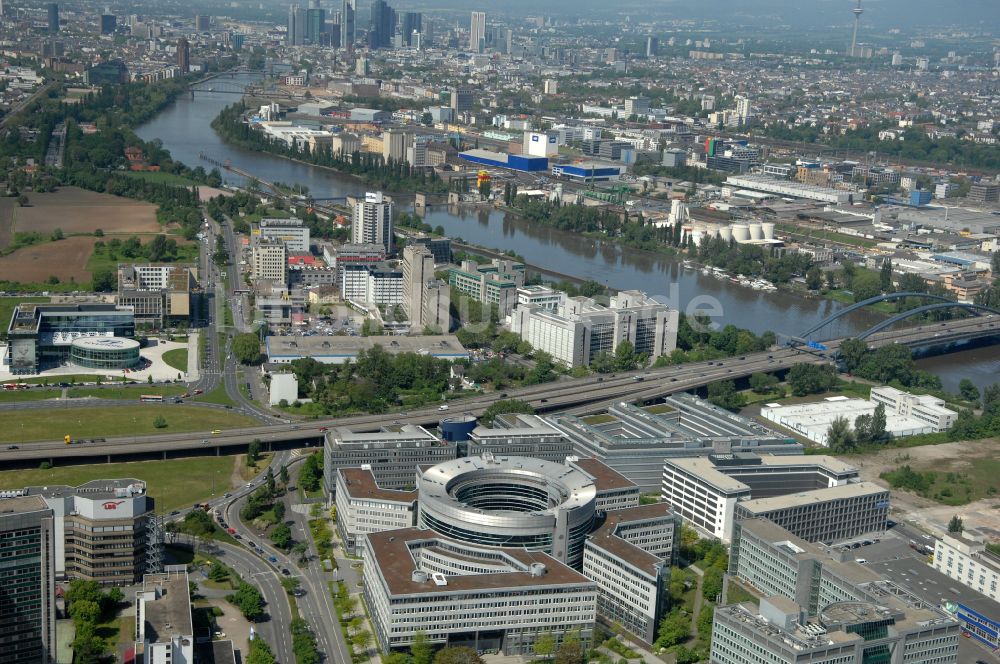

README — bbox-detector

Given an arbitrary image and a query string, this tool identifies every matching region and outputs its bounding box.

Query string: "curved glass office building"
[417,455,597,568]
[69,337,141,370]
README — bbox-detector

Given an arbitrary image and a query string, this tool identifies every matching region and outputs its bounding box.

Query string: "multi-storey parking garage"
[416,454,597,568]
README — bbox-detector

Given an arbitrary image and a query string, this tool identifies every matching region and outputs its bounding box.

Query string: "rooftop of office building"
[0,494,50,517]
[664,453,858,494]
[569,457,637,491]
[366,527,594,595]
[141,568,193,641]
[20,478,147,500]
[336,467,418,502]
[736,481,888,514]
[587,503,676,571]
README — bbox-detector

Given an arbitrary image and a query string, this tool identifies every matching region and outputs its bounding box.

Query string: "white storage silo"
[762,222,776,240]
[718,226,733,242]
[749,223,763,240]
[732,224,750,242]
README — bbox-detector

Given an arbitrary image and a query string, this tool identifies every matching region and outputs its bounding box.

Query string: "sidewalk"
[188,331,201,381]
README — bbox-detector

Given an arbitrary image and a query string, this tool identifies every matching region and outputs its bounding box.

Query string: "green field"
[0,388,63,402]
[1,405,256,443]
[192,384,238,407]
[0,456,237,514]
[163,348,189,372]
[0,296,49,339]
[66,384,188,400]
[86,241,199,275]
[121,171,204,187]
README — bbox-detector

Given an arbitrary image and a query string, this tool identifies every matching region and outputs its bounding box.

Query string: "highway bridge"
[3,315,996,467]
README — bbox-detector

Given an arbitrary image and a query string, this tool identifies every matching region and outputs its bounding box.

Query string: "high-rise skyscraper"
[341,0,355,50]
[287,4,305,45]
[399,11,421,47]
[645,36,658,57]
[735,95,753,126]
[231,32,245,51]
[352,192,394,255]
[306,0,325,44]
[100,13,117,34]
[195,14,211,31]
[469,11,485,53]
[46,3,59,32]
[369,0,395,49]
[176,37,190,73]
[0,496,56,664]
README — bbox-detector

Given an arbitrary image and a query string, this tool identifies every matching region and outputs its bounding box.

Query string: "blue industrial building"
[459,149,548,172]
[551,161,624,182]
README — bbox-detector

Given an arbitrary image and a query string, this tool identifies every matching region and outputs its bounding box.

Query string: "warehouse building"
[551,398,801,492]
[459,149,549,172]
[551,161,624,183]
[660,453,881,542]
[323,424,457,494]
[334,467,417,556]
[363,528,597,654]
[266,335,468,365]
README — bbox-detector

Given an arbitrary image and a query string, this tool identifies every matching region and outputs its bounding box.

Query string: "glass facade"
[70,339,141,370]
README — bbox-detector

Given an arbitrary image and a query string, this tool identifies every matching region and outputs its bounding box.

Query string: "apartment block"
[334,467,417,556]
[0,496,55,664]
[351,192,394,254]
[251,237,289,286]
[323,424,456,494]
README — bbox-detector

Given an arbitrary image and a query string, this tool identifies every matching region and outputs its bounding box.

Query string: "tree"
[787,363,838,396]
[880,258,894,293]
[233,333,262,364]
[851,272,882,302]
[433,647,483,664]
[749,372,778,394]
[947,515,964,534]
[51,227,64,241]
[279,465,290,485]
[247,439,262,465]
[69,599,102,625]
[707,380,744,411]
[153,415,168,429]
[270,522,292,549]
[553,639,583,664]
[208,562,230,582]
[228,582,265,621]
[806,266,823,291]
[702,567,724,601]
[384,653,410,664]
[92,269,116,292]
[656,609,691,648]
[959,379,980,403]
[826,416,856,452]
[246,635,276,664]
[533,632,556,659]
[410,631,433,664]
[106,586,125,606]
[870,402,887,442]
[299,451,323,492]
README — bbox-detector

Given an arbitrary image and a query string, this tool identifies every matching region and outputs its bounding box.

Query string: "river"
[136,75,997,391]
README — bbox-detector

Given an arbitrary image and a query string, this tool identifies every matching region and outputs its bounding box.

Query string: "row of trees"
[839,340,942,390]
[65,580,126,664]
[656,314,777,366]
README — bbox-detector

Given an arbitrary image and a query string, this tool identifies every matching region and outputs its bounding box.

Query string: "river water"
[136,75,997,390]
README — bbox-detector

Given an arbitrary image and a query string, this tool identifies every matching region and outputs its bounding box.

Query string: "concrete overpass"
[3,314,996,467]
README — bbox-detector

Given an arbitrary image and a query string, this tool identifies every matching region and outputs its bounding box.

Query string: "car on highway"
[211,430,222,435]
[438,404,449,411]
[268,555,278,563]
[281,568,291,576]
[7,444,19,450]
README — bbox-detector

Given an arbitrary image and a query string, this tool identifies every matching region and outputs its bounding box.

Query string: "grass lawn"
[0,388,63,402]
[67,384,188,400]
[0,296,49,340]
[0,405,256,443]
[0,456,236,513]
[644,403,676,415]
[121,171,203,187]
[581,413,616,425]
[192,384,238,407]
[163,348,189,373]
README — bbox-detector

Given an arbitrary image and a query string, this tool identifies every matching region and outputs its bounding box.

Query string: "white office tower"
[469,11,485,53]
[352,192,394,255]
[735,95,753,125]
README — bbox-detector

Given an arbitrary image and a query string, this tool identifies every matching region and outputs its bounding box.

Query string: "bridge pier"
[217,446,221,456]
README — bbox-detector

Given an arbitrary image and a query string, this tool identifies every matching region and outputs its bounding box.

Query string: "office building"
[932,529,1000,602]
[0,496,55,664]
[266,335,468,366]
[466,413,573,462]
[762,387,957,446]
[551,398,802,492]
[6,303,135,375]
[254,218,311,253]
[407,235,452,264]
[334,468,417,555]
[287,4,304,45]
[582,504,679,644]
[469,11,486,52]
[719,519,960,664]
[645,36,658,57]
[402,245,450,330]
[176,37,189,73]
[341,0,355,49]
[231,32,245,50]
[305,1,325,44]
[46,3,58,32]
[116,264,194,327]
[511,290,679,369]
[624,96,649,118]
[448,259,523,316]
[516,285,565,312]
[416,455,597,569]
[351,192,394,254]
[194,14,211,31]
[326,243,386,279]
[661,453,883,543]
[17,480,162,586]
[251,238,289,286]
[568,457,641,512]
[323,424,456,494]
[450,87,475,113]
[711,596,958,664]
[968,183,999,203]
[543,79,559,95]
[398,11,421,46]
[366,264,404,307]
[368,0,394,48]
[734,95,753,125]
[100,13,117,34]
[382,130,410,162]
[662,148,687,168]
[135,566,193,664]
[364,528,597,654]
